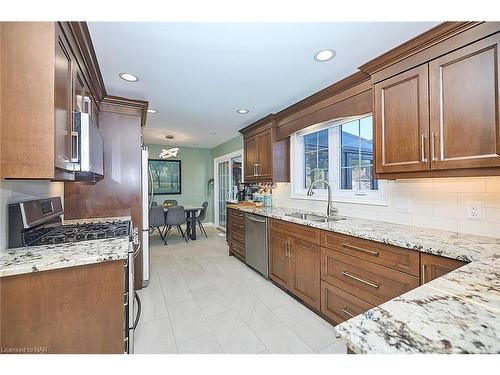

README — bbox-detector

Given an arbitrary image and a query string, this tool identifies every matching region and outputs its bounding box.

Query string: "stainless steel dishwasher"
[245,213,269,278]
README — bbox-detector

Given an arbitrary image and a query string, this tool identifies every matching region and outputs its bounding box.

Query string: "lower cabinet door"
[420,253,467,284]
[289,238,321,310]
[321,281,374,324]
[269,230,289,289]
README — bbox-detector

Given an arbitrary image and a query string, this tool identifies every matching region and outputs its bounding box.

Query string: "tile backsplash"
[0,179,64,249]
[272,177,500,238]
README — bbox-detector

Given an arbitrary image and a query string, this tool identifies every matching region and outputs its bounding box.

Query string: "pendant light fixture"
[159,135,180,159]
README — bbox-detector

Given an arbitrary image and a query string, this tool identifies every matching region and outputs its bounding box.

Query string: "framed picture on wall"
[148,159,182,195]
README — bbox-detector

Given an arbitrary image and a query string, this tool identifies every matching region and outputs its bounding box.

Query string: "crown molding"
[101,95,149,127]
[359,22,482,75]
[275,71,370,122]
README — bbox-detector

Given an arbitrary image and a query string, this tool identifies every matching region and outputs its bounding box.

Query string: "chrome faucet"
[307,179,338,218]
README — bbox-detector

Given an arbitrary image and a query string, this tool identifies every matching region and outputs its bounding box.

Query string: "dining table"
[163,205,203,240]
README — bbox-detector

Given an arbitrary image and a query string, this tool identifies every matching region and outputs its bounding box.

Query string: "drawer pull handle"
[342,243,379,257]
[342,308,355,318]
[341,271,379,289]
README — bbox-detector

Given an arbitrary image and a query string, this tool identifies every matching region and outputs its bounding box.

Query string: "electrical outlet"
[395,198,411,213]
[466,201,482,220]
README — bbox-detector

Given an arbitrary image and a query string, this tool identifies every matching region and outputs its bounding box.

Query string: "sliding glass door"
[214,151,243,230]
[217,161,230,228]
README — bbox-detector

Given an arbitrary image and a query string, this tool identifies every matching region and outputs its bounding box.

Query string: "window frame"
[290,114,387,206]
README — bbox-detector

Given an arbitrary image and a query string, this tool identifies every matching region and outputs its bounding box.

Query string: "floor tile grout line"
[156,252,181,354]
[145,228,342,354]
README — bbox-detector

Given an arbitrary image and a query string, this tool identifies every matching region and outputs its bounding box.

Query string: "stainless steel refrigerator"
[141,146,151,287]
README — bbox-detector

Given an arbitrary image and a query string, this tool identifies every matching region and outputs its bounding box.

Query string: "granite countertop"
[0,216,131,278]
[227,204,500,353]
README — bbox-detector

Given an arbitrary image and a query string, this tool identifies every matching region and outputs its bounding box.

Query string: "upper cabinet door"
[54,31,74,173]
[374,64,430,173]
[429,33,500,170]
[256,129,272,180]
[244,135,257,181]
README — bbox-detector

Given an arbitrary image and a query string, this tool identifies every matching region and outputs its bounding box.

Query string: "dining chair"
[164,205,188,244]
[151,201,158,206]
[149,206,166,242]
[187,201,208,238]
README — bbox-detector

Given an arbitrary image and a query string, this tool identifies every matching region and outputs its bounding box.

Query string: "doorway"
[214,150,243,230]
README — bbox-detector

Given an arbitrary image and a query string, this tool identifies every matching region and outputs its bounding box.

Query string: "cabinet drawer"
[228,208,245,220]
[321,281,374,325]
[321,248,419,306]
[321,231,419,276]
[270,219,320,245]
[230,225,245,245]
[230,240,245,261]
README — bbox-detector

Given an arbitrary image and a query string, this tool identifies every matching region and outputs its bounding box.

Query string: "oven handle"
[133,291,142,329]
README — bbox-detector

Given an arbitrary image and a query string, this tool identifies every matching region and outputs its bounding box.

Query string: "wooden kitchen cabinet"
[269,229,290,289]
[54,27,75,175]
[420,253,467,284]
[243,136,258,180]
[268,219,321,310]
[289,237,321,310]
[241,115,289,183]
[0,22,106,180]
[429,33,500,170]
[374,30,500,178]
[0,261,125,353]
[321,281,374,325]
[374,64,430,174]
[227,207,246,262]
[244,129,274,182]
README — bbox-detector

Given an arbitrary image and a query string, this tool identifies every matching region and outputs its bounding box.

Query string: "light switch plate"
[395,198,411,213]
[466,201,482,220]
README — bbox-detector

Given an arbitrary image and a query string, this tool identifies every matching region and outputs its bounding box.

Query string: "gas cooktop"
[23,221,131,246]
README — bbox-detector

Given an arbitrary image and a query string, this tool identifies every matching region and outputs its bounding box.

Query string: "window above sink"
[290,114,387,206]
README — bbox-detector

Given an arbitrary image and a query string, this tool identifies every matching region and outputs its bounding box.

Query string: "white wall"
[272,177,500,238]
[0,179,64,249]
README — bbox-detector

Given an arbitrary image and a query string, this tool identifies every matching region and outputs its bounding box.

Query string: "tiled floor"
[135,226,347,354]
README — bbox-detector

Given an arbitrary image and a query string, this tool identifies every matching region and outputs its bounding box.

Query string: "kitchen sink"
[284,212,346,223]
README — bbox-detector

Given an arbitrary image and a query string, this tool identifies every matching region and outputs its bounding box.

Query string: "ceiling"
[88,22,438,148]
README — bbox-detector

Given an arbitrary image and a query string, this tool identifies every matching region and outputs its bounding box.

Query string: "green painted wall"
[145,135,243,224]
[211,135,243,160]
[146,144,214,223]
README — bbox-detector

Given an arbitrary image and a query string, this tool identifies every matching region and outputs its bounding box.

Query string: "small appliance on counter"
[7,196,140,354]
[244,185,259,201]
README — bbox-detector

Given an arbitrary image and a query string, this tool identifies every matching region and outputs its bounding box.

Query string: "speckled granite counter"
[0,216,131,278]
[227,204,500,353]
[227,205,500,262]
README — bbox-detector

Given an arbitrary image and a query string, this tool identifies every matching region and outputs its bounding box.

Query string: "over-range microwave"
[71,112,104,181]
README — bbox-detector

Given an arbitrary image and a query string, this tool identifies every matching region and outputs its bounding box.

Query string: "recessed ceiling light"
[237,109,249,114]
[119,72,139,82]
[147,108,158,114]
[314,49,335,62]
